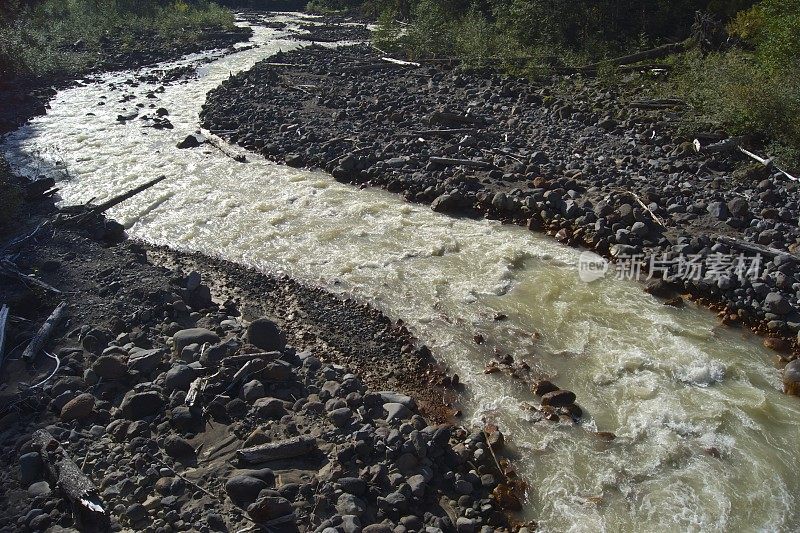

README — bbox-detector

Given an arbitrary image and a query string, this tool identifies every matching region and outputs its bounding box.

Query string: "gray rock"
[28,480,51,498]
[385,402,411,422]
[163,435,194,458]
[164,364,196,392]
[173,328,219,353]
[765,292,793,315]
[225,475,269,507]
[336,493,366,516]
[247,495,293,523]
[707,201,729,220]
[242,379,266,402]
[253,397,287,418]
[456,517,476,533]
[784,359,800,396]
[92,355,128,379]
[120,390,164,419]
[19,452,43,487]
[128,348,164,374]
[329,407,352,427]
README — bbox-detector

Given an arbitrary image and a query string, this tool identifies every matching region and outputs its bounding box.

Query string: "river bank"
[0,160,521,531]
[5,10,800,531]
[200,38,800,385]
[0,13,522,533]
[0,20,251,136]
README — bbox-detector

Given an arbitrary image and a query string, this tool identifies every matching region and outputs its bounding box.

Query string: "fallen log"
[22,301,67,363]
[237,435,318,464]
[694,138,798,181]
[716,236,800,261]
[398,128,475,139]
[0,304,8,373]
[380,56,421,67]
[429,157,496,170]
[31,429,109,530]
[630,99,686,110]
[579,38,692,71]
[90,175,166,215]
[0,258,62,294]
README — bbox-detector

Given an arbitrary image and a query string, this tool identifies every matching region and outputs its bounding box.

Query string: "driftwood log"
[22,301,67,363]
[579,39,691,71]
[0,258,62,294]
[0,304,8,372]
[429,157,496,170]
[237,435,318,464]
[716,236,800,261]
[31,429,109,531]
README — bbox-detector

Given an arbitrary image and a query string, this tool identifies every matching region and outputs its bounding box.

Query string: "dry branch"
[22,301,67,363]
[0,258,62,294]
[31,429,109,530]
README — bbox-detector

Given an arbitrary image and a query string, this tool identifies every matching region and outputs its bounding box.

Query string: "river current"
[3,13,799,532]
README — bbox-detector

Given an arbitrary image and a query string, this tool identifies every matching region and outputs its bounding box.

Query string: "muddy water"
[4,13,800,532]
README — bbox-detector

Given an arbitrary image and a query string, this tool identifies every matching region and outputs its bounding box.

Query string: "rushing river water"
[4,13,800,532]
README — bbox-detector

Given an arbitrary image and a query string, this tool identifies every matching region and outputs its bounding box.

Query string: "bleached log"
[429,157,496,170]
[0,305,8,372]
[381,56,421,67]
[22,301,67,362]
[237,436,318,464]
[31,429,109,530]
[579,39,691,71]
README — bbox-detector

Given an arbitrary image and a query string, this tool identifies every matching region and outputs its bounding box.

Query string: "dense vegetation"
[0,0,236,81]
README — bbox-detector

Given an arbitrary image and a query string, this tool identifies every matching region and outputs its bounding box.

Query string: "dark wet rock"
[176,133,205,149]
[164,364,196,392]
[246,318,286,351]
[19,452,43,487]
[247,495,293,523]
[163,435,194,458]
[226,475,269,508]
[541,389,576,407]
[120,390,164,419]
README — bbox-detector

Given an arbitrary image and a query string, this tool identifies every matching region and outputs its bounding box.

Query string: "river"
[3,13,799,533]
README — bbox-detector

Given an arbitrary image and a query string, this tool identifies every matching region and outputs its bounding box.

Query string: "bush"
[674,0,800,170]
[0,0,235,80]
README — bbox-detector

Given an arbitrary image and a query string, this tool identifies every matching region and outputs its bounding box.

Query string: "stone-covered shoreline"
[199,40,800,391]
[0,164,523,531]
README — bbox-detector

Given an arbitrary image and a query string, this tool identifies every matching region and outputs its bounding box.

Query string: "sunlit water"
[4,13,800,532]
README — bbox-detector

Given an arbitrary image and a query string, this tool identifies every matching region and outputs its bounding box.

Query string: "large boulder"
[164,364,196,392]
[246,319,286,351]
[784,359,800,396]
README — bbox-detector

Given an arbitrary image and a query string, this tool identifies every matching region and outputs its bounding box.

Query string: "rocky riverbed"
[0,165,524,531]
[199,39,800,388]
[0,24,252,136]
